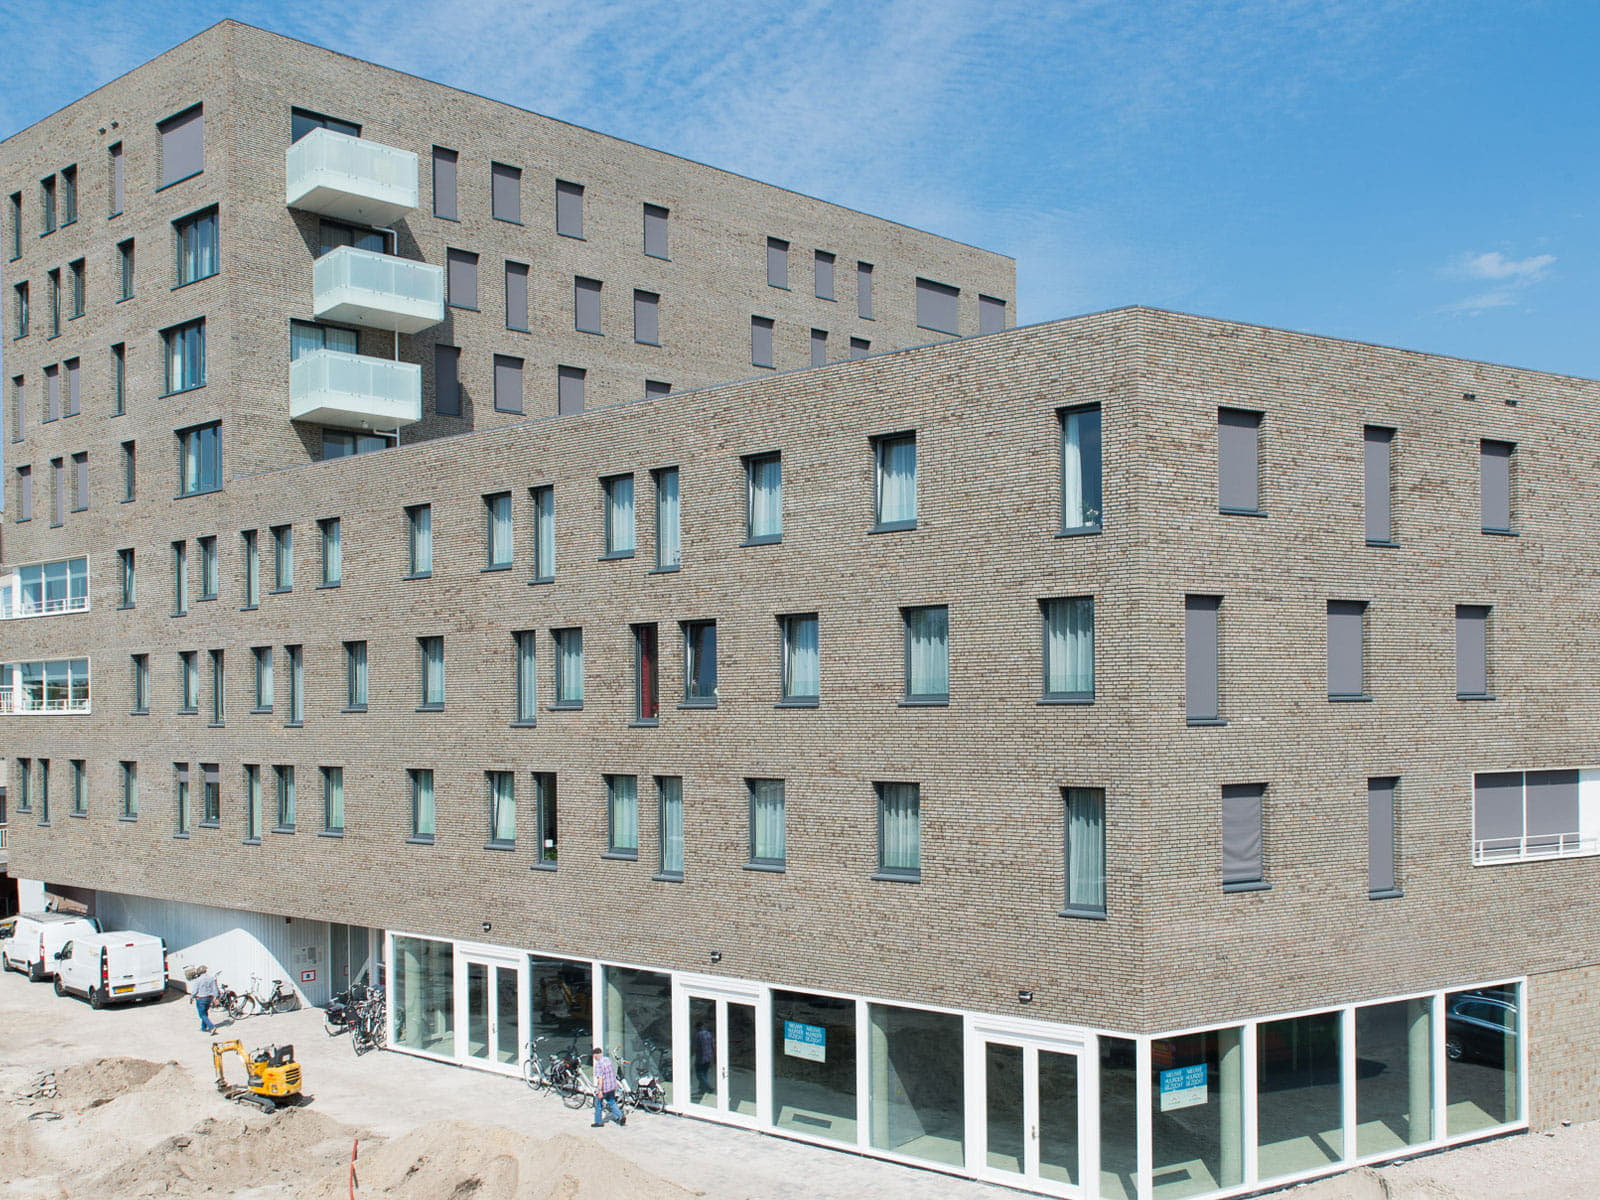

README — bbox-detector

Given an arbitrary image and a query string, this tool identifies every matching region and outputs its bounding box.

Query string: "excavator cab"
[212,1040,302,1112]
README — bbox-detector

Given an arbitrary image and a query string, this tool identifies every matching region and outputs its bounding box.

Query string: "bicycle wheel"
[637,1082,665,1114]
[523,1055,544,1091]
[271,991,299,1014]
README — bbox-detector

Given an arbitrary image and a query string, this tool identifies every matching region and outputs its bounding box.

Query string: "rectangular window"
[766,237,789,288]
[271,525,293,591]
[70,758,86,815]
[69,258,85,318]
[1368,777,1400,897]
[533,772,558,867]
[1455,604,1491,699]
[483,492,512,567]
[118,239,135,299]
[406,504,433,576]
[174,207,218,286]
[158,105,204,187]
[903,605,949,703]
[493,354,523,414]
[61,165,77,224]
[132,653,150,713]
[643,203,669,258]
[344,640,368,709]
[810,328,827,367]
[179,650,198,711]
[41,176,56,234]
[505,261,529,331]
[553,628,584,707]
[683,620,718,706]
[530,486,555,581]
[876,782,921,881]
[70,451,87,510]
[112,343,126,415]
[857,261,874,319]
[175,764,191,834]
[1061,403,1103,532]
[49,458,65,525]
[915,277,960,334]
[316,517,341,586]
[873,432,918,529]
[1364,425,1395,544]
[47,270,60,336]
[1480,439,1514,533]
[432,146,458,219]
[574,276,602,334]
[285,644,304,724]
[274,765,296,830]
[490,162,522,223]
[172,540,189,614]
[603,474,636,557]
[7,191,18,259]
[1042,596,1094,701]
[446,249,478,310]
[197,535,217,599]
[120,440,135,500]
[1327,600,1368,700]
[488,771,516,846]
[121,761,138,818]
[16,465,31,521]
[556,180,584,237]
[979,294,1007,334]
[252,646,273,711]
[209,648,225,725]
[780,614,820,703]
[11,373,23,438]
[1185,595,1222,724]
[607,774,639,858]
[164,319,206,394]
[109,143,125,215]
[419,635,445,708]
[117,547,136,608]
[241,530,259,607]
[244,765,261,840]
[1063,787,1107,916]
[13,281,27,338]
[751,316,774,368]
[15,759,30,812]
[1218,407,1262,514]
[745,452,782,543]
[410,769,435,841]
[1473,769,1594,864]
[748,778,785,868]
[633,623,659,722]
[434,344,460,416]
[653,468,680,569]
[322,766,344,834]
[45,364,60,421]
[657,777,684,880]
[201,763,221,825]
[557,365,585,414]
[633,290,659,345]
[513,630,538,723]
[1222,783,1266,889]
[814,250,835,300]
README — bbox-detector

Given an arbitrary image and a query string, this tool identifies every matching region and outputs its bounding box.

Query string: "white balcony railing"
[286,127,418,226]
[0,686,91,715]
[0,592,90,620]
[313,246,444,334]
[290,349,422,432]
[1473,832,1600,865]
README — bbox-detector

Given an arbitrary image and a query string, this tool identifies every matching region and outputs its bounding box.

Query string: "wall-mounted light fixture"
[482,921,492,934]
[710,950,723,964]
[1017,989,1034,1004]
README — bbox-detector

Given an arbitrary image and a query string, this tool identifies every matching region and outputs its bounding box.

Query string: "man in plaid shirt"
[590,1047,626,1127]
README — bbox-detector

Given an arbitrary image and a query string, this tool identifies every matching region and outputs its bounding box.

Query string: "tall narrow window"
[431,146,458,220]
[1042,597,1094,701]
[643,203,669,259]
[1368,777,1401,898]
[322,766,344,834]
[603,474,636,557]
[118,548,136,608]
[175,764,191,834]
[158,105,204,187]
[446,249,478,310]
[48,457,62,523]
[488,771,516,847]
[766,237,789,288]
[69,259,85,318]
[876,782,921,881]
[491,162,522,223]
[748,779,785,868]
[131,654,150,713]
[533,773,558,867]
[61,166,77,224]
[810,328,827,367]
[177,420,221,496]
[1061,404,1103,533]
[1364,426,1395,544]
[112,343,126,415]
[493,354,523,413]
[1063,787,1107,916]
[1480,439,1514,534]
[557,365,585,415]
[174,207,218,285]
[751,316,775,368]
[1218,408,1262,514]
[780,614,820,704]
[319,517,342,586]
[418,636,444,709]
[513,630,538,723]
[285,644,304,724]
[70,758,86,814]
[1327,600,1368,700]
[857,261,874,319]
[873,433,917,529]
[121,761,139,818]
[271,524,293,591]
[13,281,28,337]
[745,453,782,543]
[505,261,529,331]
[121,440,135,501]
[109,143,124,216]
[683,620,718,706]
[556,180,584,238]
[45,364,60,421]
[209,649,225,724]
[903,605,949,703]
[198,536,217,599]
[252,646,273,711]
[118,239,134,299]
[163,318,207,394]
[275,765,296,830]
[484,492,512,567]
[434,344,461,416]
[41,176,56,234]
[574,277,602,334]
[7,191,19,259]
[172,540,189,614]
[553,629,584,707]
[915,277,960,334]
[406,504,433,576]
[410,769,435,841]
[16,465,31,521]
[654,468,680,570]
[657,777,684,880]
[633,290,659,345]
[344,640,368,710]
[179,650,198,711]
[979,294,1007,334]
[1185,595,1222,724]
[1456,604,1491,699]
[241,530,259,607]
[633,623,659,722]
[244,765,262,840]
[814,250,835,300]
[530,486,555,582]
[606,774,638,857]
[11,373,23,438]
[1222,783,1266,889]
[70,451,87,510]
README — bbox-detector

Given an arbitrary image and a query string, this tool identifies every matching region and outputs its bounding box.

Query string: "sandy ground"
[1,968,1594,1199]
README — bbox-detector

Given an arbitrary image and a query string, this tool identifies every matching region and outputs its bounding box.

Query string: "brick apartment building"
[2,20,1595,1200]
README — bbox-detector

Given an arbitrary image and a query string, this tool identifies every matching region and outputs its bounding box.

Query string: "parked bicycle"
[614,1046,666,1114]
[325,981,372,1037]
[216,975,246,1021]
[350,984,387,1055]
[522,1036,560,1091]
[237,975,299,1017]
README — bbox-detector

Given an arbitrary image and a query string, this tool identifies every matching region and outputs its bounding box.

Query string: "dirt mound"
[54,1056,171,1105]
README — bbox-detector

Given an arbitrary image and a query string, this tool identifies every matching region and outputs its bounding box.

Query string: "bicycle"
[623,1042,667,1114]
[216,975,247,1021]
[522,1036,559,1091]
[554,1040,593,1110]
[351,985,387,1055]
[241,974,299,1016]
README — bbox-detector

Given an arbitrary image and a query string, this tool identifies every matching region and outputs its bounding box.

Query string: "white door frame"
[454,945,526,1076]
[672,972,767,1128]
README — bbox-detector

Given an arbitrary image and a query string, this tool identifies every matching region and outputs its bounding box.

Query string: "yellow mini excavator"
[212,1040,303,1112]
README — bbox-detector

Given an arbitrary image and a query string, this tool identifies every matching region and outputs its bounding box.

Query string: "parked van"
[1,912,103,981]
[53,932,168,1007]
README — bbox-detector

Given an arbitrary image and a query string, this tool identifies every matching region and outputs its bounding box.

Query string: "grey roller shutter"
[504,262,528,331]
[643,204,668,258]
[1474,772,1524,847]
[434,345,460,416]
[447,250,478,310]
[767,238,789,288]
[575,277,602,333]
[1525,769,1579,848]
[493,355,523,414]
[849,337,870,359]
[1185,595,1221,722]
[644,380,671,398]
[857,261,873,319]
[915,277,960,334]
[1367,778,1398,894]
[111,144,124,215]
[491,163,521,223]
[1327,601,1365,698]
[1218,408,1261,512]
[1221,783,1264,886]
[810,328,826,367]
[814,250,834,299]
[633,291,659,345]
[1480,439,1513,532]
[751,316,774,368]
[46,365,60,420]
[556,180,583,238]
[432,148,457,220]
[65,359,80,416]
[73,453,87,510]
[557,366,585,415]
[1455,604,1489,697]
[159,106,204,186]
[979,294,1007,334]
[1364,426,1393,543]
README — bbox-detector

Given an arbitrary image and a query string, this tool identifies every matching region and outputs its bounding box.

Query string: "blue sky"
[2,0,1596,378]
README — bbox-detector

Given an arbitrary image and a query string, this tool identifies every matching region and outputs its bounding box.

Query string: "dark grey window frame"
[490,161,522,224]
[551,627,584,709]
[605,773,638,860]
[1364,426,1396,546]
[574,276,602,335]
[655,776,684,882]
[1455,604,1493,700]
[446,248,479,311]
[1061,786,1107,917]
[778,613,820,706]
[431,146,458,220]
[1221,782,1268,892]
[1327,600,1370,701]
[531,772,558,869]
[1368,776,1402,899]
[342,639,368,711]
[1185,595,1224,726]
[746,778,786,871]
[742,451,782,545]
[417,635,445,710]
[681,619,718,708]
[1040,596,1095,704]
[1480,438,1515,535]
[766,237,789,289]
[1217,407,1264,516]
[873,781,922,883]
[486,770,516,850]
[408,767,435,844]
[555,180,584,239]
[642,203,669,259]
[901,604,949,705]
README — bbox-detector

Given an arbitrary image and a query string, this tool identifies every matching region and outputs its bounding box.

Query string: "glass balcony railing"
[313,246,444,334]
[286,128,418,226]
[290,348,422,431]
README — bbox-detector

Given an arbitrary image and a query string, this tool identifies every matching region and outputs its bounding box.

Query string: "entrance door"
[973,1029,1090,1196]
[458,951,522,1073]
[675,976,764,1126]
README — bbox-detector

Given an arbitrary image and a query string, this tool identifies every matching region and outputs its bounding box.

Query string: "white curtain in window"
[324,521,342,584]
[422,638,444,704]
[1065,787,1106,911]
[610,776,638,851]
[491,774,516,843]
[655,470,680,568]
[1062,406,1102,529]
[878,436,917,524]
[784,616,819,699]
[324,768,344,830]
[749,456,781,538]
[1044,597,1094,696]
[535,491,555,577]
[751,779,785,861]
[413,772,435,837]
[516,633,537,720]
[660,778,684,874]
[347,642,366,706]
[411,507,433,574]
[880,783,920,872]
[488,495,512,565]
[607,477,636,554]
[906,606,948,697]
[557,631,584,703]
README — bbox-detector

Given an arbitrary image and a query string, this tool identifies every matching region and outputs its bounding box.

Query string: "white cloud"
[1438,249,1556,315]
[1457,251,1556,282]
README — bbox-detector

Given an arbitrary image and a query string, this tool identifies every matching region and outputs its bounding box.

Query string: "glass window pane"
[527,955,592,1051]
[604,966,673,1104]
[1062,404,1103,530]
[1256,1011,1344,1179]
[876,435,917,525]
[772,991,857,1144]
[655,468,680,569]
[750,779,785,864]
[1150,1026,1245,1199]
[1355,997,1434,1155]
[1043,597,1095,698]
[782,615,820,701]
[393,934,454,1055]
[1446,985,1520,1135]
[658,777,683,876]
[868,1004,964,1167]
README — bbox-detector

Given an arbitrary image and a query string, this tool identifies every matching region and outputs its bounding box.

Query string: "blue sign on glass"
[783,1020,827,1062]
[1159,1063,1208,1111]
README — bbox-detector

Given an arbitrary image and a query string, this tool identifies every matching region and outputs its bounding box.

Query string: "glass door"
[975,1031,1087,1196]
[458,951,523,1073]
[675,976,764,1127]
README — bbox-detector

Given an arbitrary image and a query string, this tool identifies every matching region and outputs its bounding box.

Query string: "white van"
[1,912,103,981]
[53,932,168,1007]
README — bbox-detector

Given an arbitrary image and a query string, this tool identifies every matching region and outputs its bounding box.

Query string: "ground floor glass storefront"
[384,933,1525,1200]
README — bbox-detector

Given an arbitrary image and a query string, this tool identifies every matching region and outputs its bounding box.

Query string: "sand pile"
[53,1055,170,1106]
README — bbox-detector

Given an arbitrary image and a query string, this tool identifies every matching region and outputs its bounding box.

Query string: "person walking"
[590,1047,626,1127]
[192,965,220,1033]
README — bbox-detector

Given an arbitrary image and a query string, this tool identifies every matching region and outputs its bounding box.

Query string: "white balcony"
[313,246,444,334]
[286,128,418,226]
[0,686,91,715]
[290,349,422,432]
